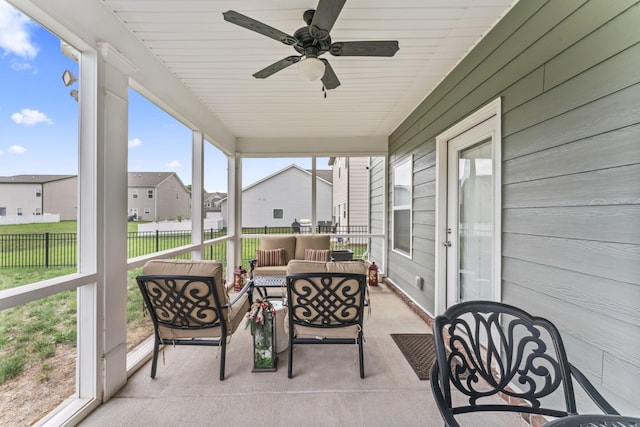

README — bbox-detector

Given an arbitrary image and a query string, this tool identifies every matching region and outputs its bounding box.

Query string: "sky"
[0,1,328,193]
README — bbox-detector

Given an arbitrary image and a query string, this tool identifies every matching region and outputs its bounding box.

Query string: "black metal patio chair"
[136,259,252,380]
[285,272,367,378]
[430,300,624,427]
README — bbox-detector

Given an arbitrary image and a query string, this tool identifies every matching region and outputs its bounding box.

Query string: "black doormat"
[391,333,436,380]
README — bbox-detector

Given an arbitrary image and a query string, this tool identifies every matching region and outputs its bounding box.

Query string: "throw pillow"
[304,248,331,262]
[256,248,286,267]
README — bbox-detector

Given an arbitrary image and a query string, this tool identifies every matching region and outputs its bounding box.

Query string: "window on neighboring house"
[132,189,138,199]
[36,188,42,197]
[17,208,23,216]
[0,207,6,216]
[176,192,179,199]
[273,209,284,219]
[392,157,413,257]
[35,208,42,216]
[148,190,153,199]
[144,208,151,215]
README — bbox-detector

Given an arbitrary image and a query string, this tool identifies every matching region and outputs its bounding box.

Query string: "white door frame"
[434,98,502,315]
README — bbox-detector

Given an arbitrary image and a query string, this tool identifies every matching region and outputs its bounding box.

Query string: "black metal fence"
[0,226,369,269]
[0,232,77,268]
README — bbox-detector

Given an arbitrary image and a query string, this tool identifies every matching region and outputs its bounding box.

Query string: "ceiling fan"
[223,0,399,91]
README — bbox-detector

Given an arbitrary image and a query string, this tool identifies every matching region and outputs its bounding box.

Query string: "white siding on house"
[234,165,332,228]
[331,157,370,229]
[43,177,77,220]
[0,183,42,218]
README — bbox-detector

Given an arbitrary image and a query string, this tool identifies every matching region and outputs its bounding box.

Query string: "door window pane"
[458,140,492,301]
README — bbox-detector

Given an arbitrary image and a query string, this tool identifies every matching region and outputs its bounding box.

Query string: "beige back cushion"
[294,234,330,260]
[286,260,328,275]
[260,235,296,263]
[142,259,227,304]
[141,259,250,339]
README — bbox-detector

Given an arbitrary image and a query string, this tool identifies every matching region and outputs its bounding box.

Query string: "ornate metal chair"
[136,260,252,380]
[285,272,368,378]
[430,301,622,427]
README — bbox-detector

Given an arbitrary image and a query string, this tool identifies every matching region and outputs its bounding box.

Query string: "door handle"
[443,241,452,247]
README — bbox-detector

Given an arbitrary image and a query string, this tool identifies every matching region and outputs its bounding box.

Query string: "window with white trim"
[392,157,412,257]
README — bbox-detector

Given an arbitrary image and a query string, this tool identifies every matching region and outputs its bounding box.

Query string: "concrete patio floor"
[79,283,527,427]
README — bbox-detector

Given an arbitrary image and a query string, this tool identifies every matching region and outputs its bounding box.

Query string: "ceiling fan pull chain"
[322,85,327,98]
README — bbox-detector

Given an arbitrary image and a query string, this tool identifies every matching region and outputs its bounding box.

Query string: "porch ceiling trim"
[236,136,387,157]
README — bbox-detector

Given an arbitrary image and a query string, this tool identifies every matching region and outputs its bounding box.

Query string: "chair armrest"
[430,362,461,427]
[249,258,257,279]
[569,363,619,415]
[225,277,254,308]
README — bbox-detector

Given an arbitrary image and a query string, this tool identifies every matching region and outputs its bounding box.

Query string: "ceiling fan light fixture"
[298,56,325,81]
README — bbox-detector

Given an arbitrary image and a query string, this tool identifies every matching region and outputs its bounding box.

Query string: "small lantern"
[247,300,278,372]
[368,261,379,286]
[234,265,247,291]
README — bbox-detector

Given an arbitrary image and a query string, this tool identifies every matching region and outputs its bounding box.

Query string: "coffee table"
[251,275,286,299]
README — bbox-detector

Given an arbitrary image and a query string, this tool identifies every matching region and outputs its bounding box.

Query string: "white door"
[436,98,502,312]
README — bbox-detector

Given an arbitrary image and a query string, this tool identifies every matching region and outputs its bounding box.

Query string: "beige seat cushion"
[284,321,361,340]
[294,234,330,260]
[253,265,288,276]
[260,235,296,263]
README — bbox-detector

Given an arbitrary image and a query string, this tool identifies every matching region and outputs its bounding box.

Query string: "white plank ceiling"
[102,0,515,140]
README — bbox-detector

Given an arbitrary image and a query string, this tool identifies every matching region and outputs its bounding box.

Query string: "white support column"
[191,131,204,260]
[226,155,242,280]
[77,48,99,403]
[311,157,317,233]
[95,42,137,401]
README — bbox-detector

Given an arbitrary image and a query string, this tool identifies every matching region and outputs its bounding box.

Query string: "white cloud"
[11,108,53,125]
[0,1,38,59]
[10,60,36,73]
[0,149,3,155]
[128,137,142,148]
[168,160,181,169]
[8,145,26,154]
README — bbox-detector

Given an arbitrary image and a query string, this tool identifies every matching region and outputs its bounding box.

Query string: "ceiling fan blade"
[253,56,301,79]
[330,41,399,57]
[320,59,340,90]
[309,0,346,40]
[223,10,297,46]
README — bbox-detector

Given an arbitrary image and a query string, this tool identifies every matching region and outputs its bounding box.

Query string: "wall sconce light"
[62,69,77,87]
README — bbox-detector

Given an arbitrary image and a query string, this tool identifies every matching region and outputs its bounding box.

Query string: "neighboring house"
[221,165,332,228]
[128,172,190,221]
[0,175,77,221]
[204,191,226,213]
[329,157,369,230]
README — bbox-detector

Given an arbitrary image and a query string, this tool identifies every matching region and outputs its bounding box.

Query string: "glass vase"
[252,312,277,372]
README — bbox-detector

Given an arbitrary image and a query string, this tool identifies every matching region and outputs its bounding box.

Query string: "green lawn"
[0,223,368,384]
[0,221,141,234]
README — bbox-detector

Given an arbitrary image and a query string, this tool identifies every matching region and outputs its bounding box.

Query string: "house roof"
[204,192,227,201]
[128,172,175,187]
[314,169,332,184]
[220,164,332,203]
[0,174,76,184]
